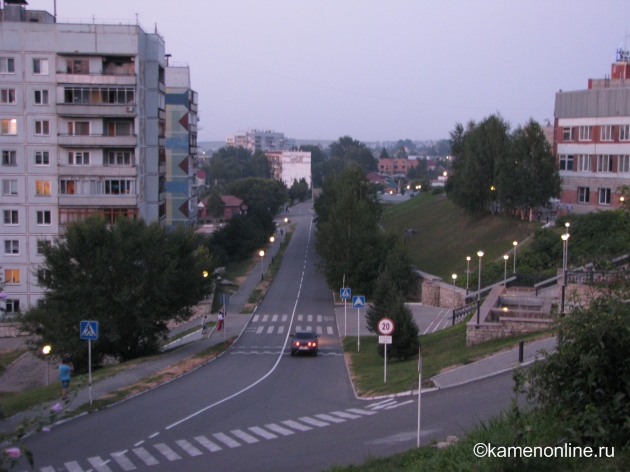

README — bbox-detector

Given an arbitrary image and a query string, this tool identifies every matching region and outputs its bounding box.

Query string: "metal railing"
[453,302,476,325]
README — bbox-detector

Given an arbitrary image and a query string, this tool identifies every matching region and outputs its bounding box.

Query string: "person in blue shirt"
[59,358,74,401]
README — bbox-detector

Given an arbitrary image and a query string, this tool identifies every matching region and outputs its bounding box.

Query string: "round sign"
[377,318,395,335]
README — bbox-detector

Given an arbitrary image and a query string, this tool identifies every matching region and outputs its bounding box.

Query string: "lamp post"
[42,345,51,385]
[259,250,265,280]
[560,231,570,342]
[477,251,484,325]
[269,236,275,261]
[451,274,457,312]
[503,254,509,286]
[512,241,518,273]
[465,256,471,293]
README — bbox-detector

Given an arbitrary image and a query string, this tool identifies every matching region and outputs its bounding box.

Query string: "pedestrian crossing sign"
[352,295,365,308]
[80,320,99,340]
[340,288,351,300]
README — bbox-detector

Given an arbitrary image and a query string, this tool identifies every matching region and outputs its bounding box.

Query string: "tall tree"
[19,217,214,369]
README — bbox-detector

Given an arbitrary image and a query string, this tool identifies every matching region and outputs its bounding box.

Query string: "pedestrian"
[567,203,572,213]
[59,358,74,401]
[217,309,224,331]
[201,315,208,337]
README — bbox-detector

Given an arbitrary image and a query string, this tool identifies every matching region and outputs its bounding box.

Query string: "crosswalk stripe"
[64,461,84,472]
[272,314,278,322]
[282,420,312,432]
[347,408,378,416]
[256,326,264,334]
[316,326,322,335]
[299,416,329,427]
[248,426,278,440]
[329,410,362,419]
[231,429,259,444]
[40,467,56,472]
[111,451,137,470]
[307,315,313,322]
[317,315,322,322]
[262,315,269,322]
[282,315,288,322]
[278,326,285,334]
[194,435,222,452]
[265,423,295,436]
[306,326,312,331]
[252,315,260,322]
[176,439,203,456]
[327,326,334,335]
[154,443,181,461]
[87,456,113,472]
[267,326,274,334]
[315,413,346,424]
[297,315,303,321]
[132,447,159,466]
[369,400,396,410]
[213,432,241,448]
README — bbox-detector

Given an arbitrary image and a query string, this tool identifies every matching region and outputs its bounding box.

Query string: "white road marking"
[315,413,346,424]
[307,315,313,322]
[231,429,259,444]
[132,447,159,466]
[265,423,295,436]
[282,315,288,322]
[272,314,278,322]
[176,439,203,456]
[64,461,85,472]
[282,420,312,432]
[316,326,322,335]
[213,432,241,448]
[256,326,264,334]
[252,315,260,322]
[154,443,181,461]
[329,410,361,419]
[262,315,269,322]
[298,315,303,321]
[348,408,378,416]
[327,326,334,335]
[87,456,113,472]
[385,400,414,409]
[248,426,278,440]
[194,435,222,452]
[317,315,322,322]
[298,416,329,427]
[111,450,137,470]
[267,326,274,334]
[278,326,285,334]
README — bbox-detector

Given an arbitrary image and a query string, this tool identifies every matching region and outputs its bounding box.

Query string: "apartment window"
[1,119,17,135]
[578,126,592,141]
[63,86,134,104]
[105,179,133,195]
[5,269,20,284]
[35,120,50,136]
[577,154,592,172]
[578,187,590,204]
[5,299,19,314]
[35,180,51,196]
[599,188,612,205]
[0,89,16,104]
[32,58,49,75]
[36,210,52,225]
[600,125,613,141]
[37,239,52,255]
[67,121,90,136]
[0,57,15,73]
[35,151,50,165]
[597,155,614,172]
[105,150,133,166]
[2,180,18,195]
[2,150,16,166]
[559,154,574,171]
[68,151,90,165]
[4,240,19,255]
[59,180,77,195]
[34,90,49,105]
[3,210,18,225]
[107,121,133,136]
[620,125,630,141]
[619,155,630,173]
[562,127,574,141]
[66,59,89,74]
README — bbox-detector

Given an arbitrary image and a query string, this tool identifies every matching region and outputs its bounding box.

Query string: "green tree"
[19,217,214,369]
[329,136,377,173]
[226,177,288,215]
[288,178,309,204]
[205,188,225,218]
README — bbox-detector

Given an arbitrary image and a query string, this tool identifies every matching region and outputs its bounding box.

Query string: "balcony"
[58,165,137,178]
[56,103,137,117]
[58,134,137,148]
[59,195,137,207]
[56,73,137,86]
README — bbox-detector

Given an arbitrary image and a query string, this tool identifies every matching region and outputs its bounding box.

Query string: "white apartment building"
[226,129,288,152]
[0,1,167,312]
[554,50,630,212]
[265,151,311,189]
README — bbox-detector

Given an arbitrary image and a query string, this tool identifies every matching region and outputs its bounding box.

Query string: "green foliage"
[288,178,309,203]
[203,146,270,187]
[522,281,630,448]
[209,210,272,262]
[18,217,214,369]
[205,188,225,218]
[329,136,378,174]
[226,177,288,215]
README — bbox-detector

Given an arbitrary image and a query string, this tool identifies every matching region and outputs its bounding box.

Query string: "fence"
[453,302,476,325]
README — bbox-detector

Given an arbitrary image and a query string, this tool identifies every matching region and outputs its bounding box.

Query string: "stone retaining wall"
[0,322,25,338]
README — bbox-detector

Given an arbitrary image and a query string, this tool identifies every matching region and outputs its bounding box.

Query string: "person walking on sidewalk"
[217,309,224,332]
[59,358,74,401]
[201,315,208,338]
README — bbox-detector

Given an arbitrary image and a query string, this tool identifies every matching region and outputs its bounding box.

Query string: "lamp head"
[477,250,484,258]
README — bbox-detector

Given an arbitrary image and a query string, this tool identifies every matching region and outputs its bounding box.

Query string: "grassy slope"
[382,194,541,279]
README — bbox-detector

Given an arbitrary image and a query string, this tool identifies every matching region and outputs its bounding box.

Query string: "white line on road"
[248,426,278,440]
[154,443,182,461]
[213,432,241,448]
[132,447,159,466]
[265,423,295,436]
[87,456,113,472]
[194,435,222,452]
[175,439,203,456]
[282,419,312,432]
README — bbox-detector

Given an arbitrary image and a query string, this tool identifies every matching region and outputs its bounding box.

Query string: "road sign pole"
[384,343,387,383]
[88,339,92,405]
[357,307,360,352]
[344,299,347,337]
[417,348,422,448]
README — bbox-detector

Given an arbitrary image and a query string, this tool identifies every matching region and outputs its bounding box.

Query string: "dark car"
[290,330,319,356]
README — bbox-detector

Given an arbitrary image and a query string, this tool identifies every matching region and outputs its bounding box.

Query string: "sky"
[22,0,630,143]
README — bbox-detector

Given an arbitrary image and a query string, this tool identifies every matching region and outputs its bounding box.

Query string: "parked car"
[290,330,319,356]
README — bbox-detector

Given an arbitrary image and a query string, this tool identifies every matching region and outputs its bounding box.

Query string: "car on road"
[290,330,319,356]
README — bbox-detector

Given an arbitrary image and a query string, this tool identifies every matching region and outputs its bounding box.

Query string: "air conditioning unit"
[126,106,135,113]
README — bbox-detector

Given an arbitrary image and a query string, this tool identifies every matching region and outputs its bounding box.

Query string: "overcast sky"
[24,0,630,143]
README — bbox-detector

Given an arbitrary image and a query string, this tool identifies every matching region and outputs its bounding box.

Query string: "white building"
[0,1,167,311]
[226,129,290,152]
[265,151,311,189]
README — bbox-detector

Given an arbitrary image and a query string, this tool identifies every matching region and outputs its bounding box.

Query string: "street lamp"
[512,241,518,273]
[269,236,275,261]
[465,256,471,293]
[451,274,457,312]
[560,231,570,342]
[477,251,484,325]
[503,255,509,286]
[259,250,265,280]
[42,345,51,385]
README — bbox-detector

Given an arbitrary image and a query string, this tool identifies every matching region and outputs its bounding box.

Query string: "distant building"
[266,151,311,189]
[378,157,419,175]
[554,49,630,213]
[226,129,292,152]
[197,194,246,220]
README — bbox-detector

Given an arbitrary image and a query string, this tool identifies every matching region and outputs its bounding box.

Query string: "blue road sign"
[352,295,365,308]
[80,320,99,340]
[340,287,352,300]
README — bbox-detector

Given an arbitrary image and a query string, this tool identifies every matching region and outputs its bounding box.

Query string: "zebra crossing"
[36,404,402,472]
[245,314,336,336]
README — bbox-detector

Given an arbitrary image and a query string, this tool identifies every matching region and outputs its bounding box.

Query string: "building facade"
[226,129,292,152]
[378,157,419,176]
[554,52,630,213]
[0,1,167,311]
[265,151,311,189]
[165,64,198,228]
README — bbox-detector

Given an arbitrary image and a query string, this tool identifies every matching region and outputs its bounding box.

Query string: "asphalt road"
[24,203,517,472]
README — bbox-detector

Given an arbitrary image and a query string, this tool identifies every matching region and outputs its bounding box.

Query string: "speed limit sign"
[378,318,395,335]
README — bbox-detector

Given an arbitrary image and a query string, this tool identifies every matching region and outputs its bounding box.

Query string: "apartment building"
[0,0,167,311]
[265,151,311,189]
[165,63,198,228]
[226,129,289,152]
[554,49,630,212]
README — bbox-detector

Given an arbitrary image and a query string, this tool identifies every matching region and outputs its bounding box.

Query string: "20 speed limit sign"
[378,318,395,335]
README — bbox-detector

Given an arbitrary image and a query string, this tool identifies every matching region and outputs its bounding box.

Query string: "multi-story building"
[226,129,288,152]
[378,157,419,176]
[265,151,311,189]
[0,0,167,311]
[164,63,198,228]
[554,49,630,213]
